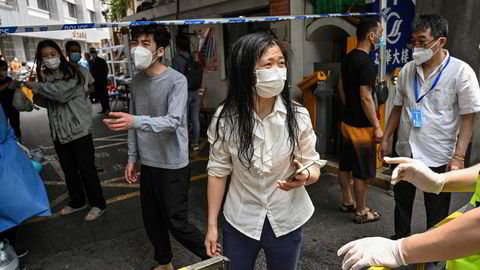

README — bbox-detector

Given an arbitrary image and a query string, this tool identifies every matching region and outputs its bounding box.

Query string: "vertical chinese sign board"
[385,0,416,73]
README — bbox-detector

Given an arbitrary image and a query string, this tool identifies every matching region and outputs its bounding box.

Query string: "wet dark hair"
[412,14,448,39]
[357,18,380,42]
[65,40,81,52]
[34,39,83,85]
[214,32,301,169]
[130,19,171,50]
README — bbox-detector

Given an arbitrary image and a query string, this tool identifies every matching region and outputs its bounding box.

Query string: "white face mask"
[130,46,162,70]
[412,39,440,65]
[43,57,61,70]
[255,68,287,98]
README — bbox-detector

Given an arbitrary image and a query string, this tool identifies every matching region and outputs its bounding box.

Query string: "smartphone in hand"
[286,161,317,181]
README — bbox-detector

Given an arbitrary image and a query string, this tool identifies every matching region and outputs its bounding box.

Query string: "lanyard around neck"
[414,55,451,103]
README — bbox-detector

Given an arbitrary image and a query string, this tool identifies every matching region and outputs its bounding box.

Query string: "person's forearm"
[402,207,480,264]
[453,113,475,159]
[305,165,321,185]
[441,163,480,192]
[361,95,380,128]
[383,105,402,140]
[207,175,227,228]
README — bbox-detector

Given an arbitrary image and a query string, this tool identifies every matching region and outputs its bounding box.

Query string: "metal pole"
[123,34,133,79]
[380,0,387,80]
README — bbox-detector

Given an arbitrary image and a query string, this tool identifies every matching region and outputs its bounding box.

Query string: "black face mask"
[375,81,389,105]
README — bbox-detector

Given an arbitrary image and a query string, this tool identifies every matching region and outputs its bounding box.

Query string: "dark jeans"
[139,164,208,265]
[95,82,109,112]
[53,134,106,209]
[393,164,451,238]
[187,90,200,145]
[223,218,304,270]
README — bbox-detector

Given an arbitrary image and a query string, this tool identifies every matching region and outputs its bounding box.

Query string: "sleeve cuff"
[128,155,138,164]
[132,115,146,129]
[459,106,480,115]
[207,167,232,178]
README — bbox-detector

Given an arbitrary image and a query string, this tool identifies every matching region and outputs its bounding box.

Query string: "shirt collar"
[272,95,287,115]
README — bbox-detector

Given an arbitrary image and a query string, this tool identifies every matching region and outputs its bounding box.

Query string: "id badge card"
[412,105,424,128]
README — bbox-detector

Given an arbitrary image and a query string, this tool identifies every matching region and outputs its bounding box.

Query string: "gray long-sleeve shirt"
[128,67,189,169]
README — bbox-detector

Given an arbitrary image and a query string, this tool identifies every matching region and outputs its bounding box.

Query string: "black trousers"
[53,134,106,209]
[393,164,451,238]
[140,164,208,265]
[95,82,109,112]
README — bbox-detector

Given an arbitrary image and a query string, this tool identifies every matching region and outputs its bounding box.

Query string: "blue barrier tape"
[0,12,380,36]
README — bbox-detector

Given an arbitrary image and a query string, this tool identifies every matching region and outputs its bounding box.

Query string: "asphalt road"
[13,103,473,270]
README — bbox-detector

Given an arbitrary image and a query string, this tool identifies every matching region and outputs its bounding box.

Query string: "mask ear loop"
[150,47,164,64]
[428,38,442,55]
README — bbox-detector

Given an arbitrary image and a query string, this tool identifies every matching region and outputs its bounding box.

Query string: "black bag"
[181,55,203,90]
[375,81,389,105]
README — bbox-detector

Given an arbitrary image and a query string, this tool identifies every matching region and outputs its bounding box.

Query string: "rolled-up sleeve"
[207,107,233,177]
[457,65,480,115]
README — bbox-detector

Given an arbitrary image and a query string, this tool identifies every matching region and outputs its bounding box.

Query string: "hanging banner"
[385,0,416,72]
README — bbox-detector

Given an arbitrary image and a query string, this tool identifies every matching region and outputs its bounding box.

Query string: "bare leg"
[338,171,355,205]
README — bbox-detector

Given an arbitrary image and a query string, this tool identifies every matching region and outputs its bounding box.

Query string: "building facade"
[0,0,109,62]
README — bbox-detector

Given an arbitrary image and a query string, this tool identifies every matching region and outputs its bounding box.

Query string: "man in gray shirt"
[104,23,209,270]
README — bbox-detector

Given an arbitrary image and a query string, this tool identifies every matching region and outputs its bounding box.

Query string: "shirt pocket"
[432,87,455,111]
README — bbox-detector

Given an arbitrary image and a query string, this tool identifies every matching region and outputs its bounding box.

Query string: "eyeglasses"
[406,38,439,49]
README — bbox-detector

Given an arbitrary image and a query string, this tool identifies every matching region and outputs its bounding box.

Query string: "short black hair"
[412,14,448,39]
[357,18,380,42]
[0,60,8,70]
[89,47,97,53]
[175,34,190,52]
[66,40,81,52]
[131,19,171,50]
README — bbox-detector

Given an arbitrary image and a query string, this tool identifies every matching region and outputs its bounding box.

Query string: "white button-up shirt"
[394,50,480,167]
[207,96,324,240]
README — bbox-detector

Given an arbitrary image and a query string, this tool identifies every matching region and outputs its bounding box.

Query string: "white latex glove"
[384,157,446,194]
[337,237,406,270]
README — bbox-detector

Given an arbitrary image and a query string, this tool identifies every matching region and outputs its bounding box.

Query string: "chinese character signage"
[385,0,416,72]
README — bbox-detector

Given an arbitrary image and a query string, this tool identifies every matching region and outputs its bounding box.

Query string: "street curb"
[323,160,392,190]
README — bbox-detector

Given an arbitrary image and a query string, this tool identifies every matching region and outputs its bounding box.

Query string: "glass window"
[89,10,96,22]
[67,2,76,18]
[37,0,49,11]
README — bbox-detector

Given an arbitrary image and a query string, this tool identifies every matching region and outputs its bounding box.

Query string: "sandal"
[84,207,106,221]
[353,208,381,224]
[340,203,356,213]
[59,205,87,216]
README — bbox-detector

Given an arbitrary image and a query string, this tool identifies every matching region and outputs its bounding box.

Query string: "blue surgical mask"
[91,52,97,59]
[70,52,81,63]
[373,33,386,50]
